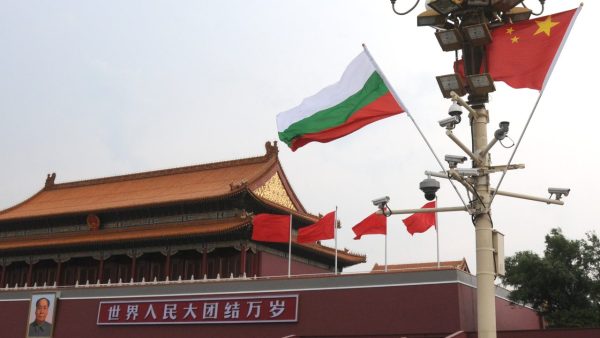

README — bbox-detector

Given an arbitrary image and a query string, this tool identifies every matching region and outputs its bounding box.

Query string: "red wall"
[466,329,600,338]
[456,284,542,332]
[259,251,330,277]
[2,283,465,338]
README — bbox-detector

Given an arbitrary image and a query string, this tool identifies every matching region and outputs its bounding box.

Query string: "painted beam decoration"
[97,295,298,325]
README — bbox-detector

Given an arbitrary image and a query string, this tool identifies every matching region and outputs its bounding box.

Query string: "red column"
[131,256,137,282]
[26,262,33,286]
[240,244,247,277]
[0,264,5,287]
[165,252,171,281]
[202,247,208,278]
[98,258,104,283]
[55,261,62,286]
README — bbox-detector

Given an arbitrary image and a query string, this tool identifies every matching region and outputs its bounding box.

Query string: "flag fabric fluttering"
[352,212,387,240]
[486,7,580,91]
[251,214,291,243]
[277,51,405,151]
[297,211,335,243]
[402,201,437,235]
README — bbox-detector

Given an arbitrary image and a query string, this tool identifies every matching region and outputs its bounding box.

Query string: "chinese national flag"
[402,201,436,236]
[252,214,290,243]
[352,213,387,240]
[486,7,580,90]
[297,211,335,243]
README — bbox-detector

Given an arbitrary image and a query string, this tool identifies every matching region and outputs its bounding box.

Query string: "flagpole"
[288,214,292,278]
[361,44,469,210]
[435,198,440,269]
[334,206,338,275]
[384,221,388,272]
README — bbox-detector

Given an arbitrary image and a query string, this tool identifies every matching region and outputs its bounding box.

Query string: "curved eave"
[0,217,251,251]
[296,242,366,266]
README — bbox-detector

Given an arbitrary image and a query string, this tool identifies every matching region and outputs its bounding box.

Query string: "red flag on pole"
[297,211,335,243]
[486,7,579,90]
[252,214,290,243]
[403,201,437,235]
[352,213,387,240]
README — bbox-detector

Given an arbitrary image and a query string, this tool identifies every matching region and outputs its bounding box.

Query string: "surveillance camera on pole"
[548,188,570,200]
[438,116,461,130]
[445,154,467,168]
[419,177,440,201]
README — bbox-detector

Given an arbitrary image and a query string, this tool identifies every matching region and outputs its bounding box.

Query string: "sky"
[1,1,597,277]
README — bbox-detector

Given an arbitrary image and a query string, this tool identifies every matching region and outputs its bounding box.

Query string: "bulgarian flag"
[277,51,405,151]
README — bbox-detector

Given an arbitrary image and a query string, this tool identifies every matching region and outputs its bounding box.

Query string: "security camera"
[419,178,440,201]
[448,102,463,123]
[372,196,390,208]
[438,116,460,130]
[548,187,570,200]
[445,154,467,168]
[494,121,510,140]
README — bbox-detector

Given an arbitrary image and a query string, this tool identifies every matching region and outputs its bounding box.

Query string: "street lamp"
[387,2,565,338]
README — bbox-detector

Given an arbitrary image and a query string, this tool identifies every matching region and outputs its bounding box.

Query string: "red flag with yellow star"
[486,7,581,90]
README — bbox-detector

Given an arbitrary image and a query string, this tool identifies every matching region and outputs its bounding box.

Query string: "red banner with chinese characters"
[97,295,298,325]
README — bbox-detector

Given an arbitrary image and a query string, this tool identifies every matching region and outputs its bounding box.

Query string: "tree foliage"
[503,228,600,328]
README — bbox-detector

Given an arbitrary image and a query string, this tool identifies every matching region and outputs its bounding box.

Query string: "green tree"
[503,228,600,328]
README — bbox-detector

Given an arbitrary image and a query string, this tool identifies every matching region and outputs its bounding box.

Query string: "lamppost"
[383,1,565,338]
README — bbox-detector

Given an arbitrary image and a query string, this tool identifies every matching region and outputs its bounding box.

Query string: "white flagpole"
[362,44,469,210]
[435,199,440,269]
[384,221,388,272]
[334,206,338,275]
[288,214,292,278]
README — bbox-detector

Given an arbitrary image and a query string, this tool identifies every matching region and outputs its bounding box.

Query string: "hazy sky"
[1,1,597,275]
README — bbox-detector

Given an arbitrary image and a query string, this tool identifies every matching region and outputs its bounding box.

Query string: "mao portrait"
[27,293,57,338]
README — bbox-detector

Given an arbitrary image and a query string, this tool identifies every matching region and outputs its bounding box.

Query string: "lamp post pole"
[471,105,497,338]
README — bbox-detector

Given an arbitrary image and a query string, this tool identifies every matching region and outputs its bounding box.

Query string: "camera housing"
[419,178,440,201]
[548,188,570,200]
[372,196,390,208]
[438,116,461,130]
[445,154,467,168]
[494,121,510,140]
[448,102,463,123]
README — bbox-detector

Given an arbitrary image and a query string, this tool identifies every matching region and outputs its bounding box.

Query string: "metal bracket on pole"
[450,91,486,120]
[378,206,469,215]
[485,164,525,174]
[491,188,564,205]
[446,130,482,165]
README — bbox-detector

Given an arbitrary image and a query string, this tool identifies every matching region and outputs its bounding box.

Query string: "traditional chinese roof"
[0,142,310,222]
[371,258,470,273]
[0,141,365,266]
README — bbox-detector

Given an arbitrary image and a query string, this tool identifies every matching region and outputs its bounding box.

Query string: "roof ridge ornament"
[265,141,279,156]
[45,172,56,188]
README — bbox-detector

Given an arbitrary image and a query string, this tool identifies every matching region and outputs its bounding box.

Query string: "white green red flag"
[277,51,405,151]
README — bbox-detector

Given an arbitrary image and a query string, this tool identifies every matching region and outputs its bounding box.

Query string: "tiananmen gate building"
[1,141,598,338]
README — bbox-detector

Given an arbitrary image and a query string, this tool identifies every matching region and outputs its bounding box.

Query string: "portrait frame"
[26,292,58,338]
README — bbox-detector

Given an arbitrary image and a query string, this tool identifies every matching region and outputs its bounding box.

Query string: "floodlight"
[466,73,496,95]
[428,0,463,16]
[505,7,531,23]
[436,74,466,98]
[417,9,447,27]
[462,24,492,46]
[435,29,463,51]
